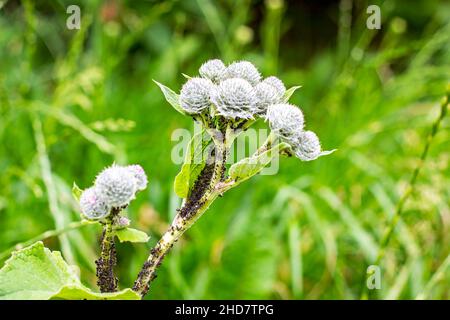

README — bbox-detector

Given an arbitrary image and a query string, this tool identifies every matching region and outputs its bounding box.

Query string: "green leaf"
[115,228,150,243]
[229,143,290,184]
[72,182,83,202]
[0,242,140,300]
[174,163,191,198]
[174,130,212,198]
[283,86,302,102]
[53,286,139,300]
[153,79,186,115]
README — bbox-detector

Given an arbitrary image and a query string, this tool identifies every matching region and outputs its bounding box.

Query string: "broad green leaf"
[115,228,150,243]
[153,79,186,115]
[283,86,302,102]
[72,182,83,201]
[174,130,211,198]
[229,143,289,184]
[53,286,139,300]
[0,242,140,300]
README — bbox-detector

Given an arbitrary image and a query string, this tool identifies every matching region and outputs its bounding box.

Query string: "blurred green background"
[0,0,449,299]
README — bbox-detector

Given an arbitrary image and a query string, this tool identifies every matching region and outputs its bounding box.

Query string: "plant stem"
[133,138,228,298]
[363,87,449,299]
[96,209,120,293]
[132,194,219,297]
[375,91,448,263]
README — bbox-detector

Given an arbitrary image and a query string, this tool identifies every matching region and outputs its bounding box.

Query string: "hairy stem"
[133,138,228,298]
[95,209,120,293]
[132,195,219,297]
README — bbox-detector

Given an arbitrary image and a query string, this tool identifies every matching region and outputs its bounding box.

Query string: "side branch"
[133,137,228,298]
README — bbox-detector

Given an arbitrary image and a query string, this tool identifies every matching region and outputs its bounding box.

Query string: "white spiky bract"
[292,131,322,161]
[262,76,286,99]
[266,103,304,141]
[79,187,111,220]
[199,59,226,83]
[95,165,137,208]
[126,164,148,191]
[254,82,282,115]
[211,78,258,119]
[224,61,262,86]
[179,77,215,114]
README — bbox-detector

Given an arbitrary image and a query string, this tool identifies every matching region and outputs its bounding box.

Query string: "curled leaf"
[229,142,290,185]
[115,228,150,243]
[283,85,302,102]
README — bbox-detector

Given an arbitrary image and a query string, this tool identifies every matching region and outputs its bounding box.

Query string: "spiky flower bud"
[199,59,226,83]
[179,77,215,114]
[117,216,131,228]
[211,78,257,119]
[262,76,286,98]
[79,187,111,220]
[266,103,304,141]
[254,82,282,115]
[95,165,137,207]
[126,164,148,191]
[224,61,261,86]
[292,131,322,161]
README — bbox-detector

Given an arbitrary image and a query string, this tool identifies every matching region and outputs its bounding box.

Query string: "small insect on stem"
[96,222,117,292]
[95,208,120,293]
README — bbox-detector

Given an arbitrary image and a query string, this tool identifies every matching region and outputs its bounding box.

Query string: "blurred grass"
[0,0,449,299]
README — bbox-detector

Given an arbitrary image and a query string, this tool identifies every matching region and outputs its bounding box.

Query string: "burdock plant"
[81,164,147,293]
[0,59,334,300]
[132,59,334,297]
